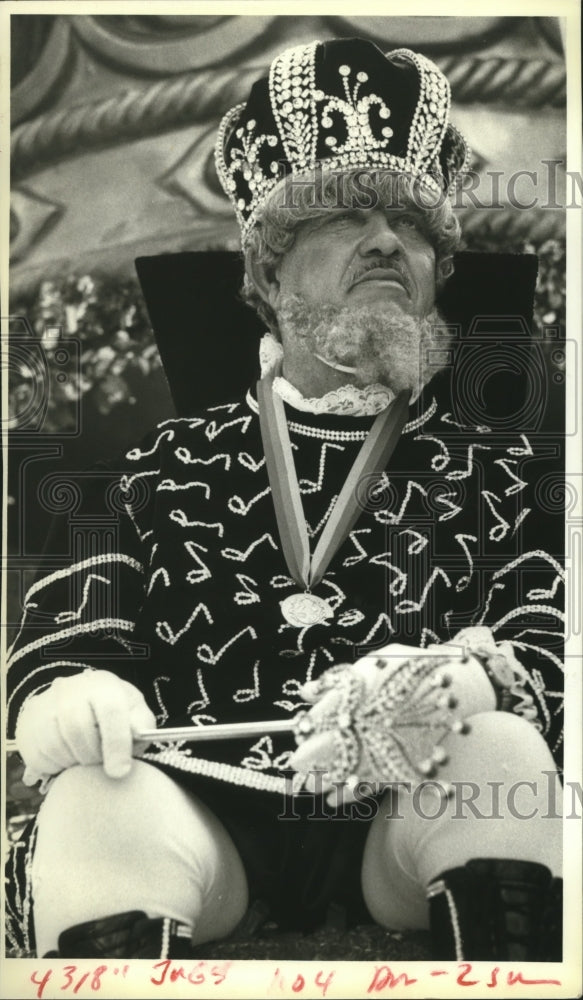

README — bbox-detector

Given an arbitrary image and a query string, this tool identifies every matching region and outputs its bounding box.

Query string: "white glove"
[15,669,157,786]
[289,642,496,804]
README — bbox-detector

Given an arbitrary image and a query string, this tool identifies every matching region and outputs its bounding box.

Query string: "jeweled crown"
[215,38,469,245]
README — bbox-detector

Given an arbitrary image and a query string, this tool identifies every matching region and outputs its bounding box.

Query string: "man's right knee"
[33,761,249,941]
[39,759,174,829]
[40,759,144,816]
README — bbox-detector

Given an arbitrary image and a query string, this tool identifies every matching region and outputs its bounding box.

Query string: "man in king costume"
[6,39,564,962]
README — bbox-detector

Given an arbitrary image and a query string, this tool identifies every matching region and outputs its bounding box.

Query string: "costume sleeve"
[6,427,167,738]
[463,432,565,762]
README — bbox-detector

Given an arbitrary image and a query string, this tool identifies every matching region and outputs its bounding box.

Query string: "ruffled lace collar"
[273,378,395,416]
[258,332,395,417]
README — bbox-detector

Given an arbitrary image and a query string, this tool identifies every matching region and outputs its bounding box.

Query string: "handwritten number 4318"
[31,965,119,998]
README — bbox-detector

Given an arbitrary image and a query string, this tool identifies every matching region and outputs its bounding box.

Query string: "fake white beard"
[276,294,452,399]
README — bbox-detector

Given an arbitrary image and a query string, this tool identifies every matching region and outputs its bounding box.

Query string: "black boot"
[44,910,194,959]
[427,859,562,962]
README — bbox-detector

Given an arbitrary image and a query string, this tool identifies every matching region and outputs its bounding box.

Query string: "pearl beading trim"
[270,41,319,173]
[427,879,464,960]
[161,919,170,960]
[7,618,135,668]
[393,48,450,171]
[21,552,143,606]
[288,422,369,442]
[141,748,304,794]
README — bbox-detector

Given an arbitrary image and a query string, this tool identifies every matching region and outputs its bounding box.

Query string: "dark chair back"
[135,250,550,432]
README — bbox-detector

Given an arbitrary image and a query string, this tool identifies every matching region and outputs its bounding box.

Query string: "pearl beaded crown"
[215,38,469,245]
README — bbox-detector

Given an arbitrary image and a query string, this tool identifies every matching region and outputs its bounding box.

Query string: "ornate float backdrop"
[11,14,566,292]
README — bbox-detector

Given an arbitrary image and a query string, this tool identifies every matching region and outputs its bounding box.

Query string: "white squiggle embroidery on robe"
[184,541,211,585]
[238,451,266,472]
[234,574,260,605]
[205,415,252,441]
[512,508,531,534]
[368,553,408,595]
[402,399,437,433]
[127,429,174,460]
[174,449,231,470]
[54,574,110,623]
[147,567,171,595]
[228,487,271,516]
[197,625,258,665]
[156,603,213,645]
[358,612,395,645]
[446,443,491,480]
[399,528,429,555]
[299,442,344,494]
[241,735,275,771]
[507,434,533,456]
[476,582,506,625]
[233,660,261,702]
[491,604,565,630]
[440,412,491,433]
[208,403,240,414]
[158,479,211,498]
[158,416,205,428]
[187,668,212,713]
[321,578,346,609]
[343,529,372,566]
[153,676,170,725]
[454,533,478,592]
[337,609,365,627]
[494,458,528,496]
[434,490,462,522]
[169,509,225,536]
[221,533,278,562]
[415,434,450,471]
[306,495,338,538]
[482,491,511,542]
[395,567,452,614]
[374,481,427,525]
[492,549,564,587]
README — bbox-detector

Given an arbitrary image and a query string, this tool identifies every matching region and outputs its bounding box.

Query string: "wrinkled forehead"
[257,168,445,240]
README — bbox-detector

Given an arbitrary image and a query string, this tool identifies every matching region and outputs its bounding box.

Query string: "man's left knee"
[440,711,557,783]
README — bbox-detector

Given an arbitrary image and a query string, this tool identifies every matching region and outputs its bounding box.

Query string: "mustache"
[350,257,412,295]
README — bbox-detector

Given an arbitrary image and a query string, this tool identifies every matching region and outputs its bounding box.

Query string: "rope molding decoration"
[11,66,260,177]
[462,207,564,243]
[438,55,564,107]
[11,54,565,177]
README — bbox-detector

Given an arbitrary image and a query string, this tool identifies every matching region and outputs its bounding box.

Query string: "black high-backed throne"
[135,250,556,437]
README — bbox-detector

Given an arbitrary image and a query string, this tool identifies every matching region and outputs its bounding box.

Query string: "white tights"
[32,711,562,956]
[361,712,563,929]
[31,761,249,957]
